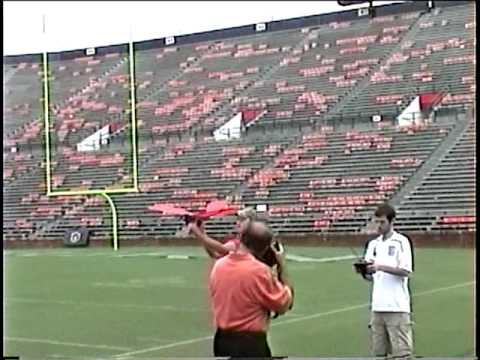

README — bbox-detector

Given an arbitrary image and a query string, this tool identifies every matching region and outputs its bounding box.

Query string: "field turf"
[4,246,475,359]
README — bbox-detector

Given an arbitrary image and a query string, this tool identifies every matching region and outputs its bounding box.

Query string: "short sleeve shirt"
[364,231,413,312]
[209,250,292,332]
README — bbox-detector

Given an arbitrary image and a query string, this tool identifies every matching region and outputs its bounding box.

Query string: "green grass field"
[4,246,475,359]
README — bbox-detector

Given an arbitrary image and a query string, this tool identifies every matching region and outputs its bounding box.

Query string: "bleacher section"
[232,11,422,127]
[336,4,476,121]
[133,29,307,140]
[240,121,456,235]
[398,117,475,232]
[3,1,476,243]
[3,57,43,138]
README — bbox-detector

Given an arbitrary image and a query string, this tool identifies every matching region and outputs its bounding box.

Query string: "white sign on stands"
[255,23,266,32]
[86,47,96,56]
[214,112,242,141]
[256,204,268,212]
[358,8,369,17]
[165,36,175,45]
[372,115,382,122]
[101,132,109,145]
[397,96,422,127]
[77,124,110,152]
[213,112,242,141]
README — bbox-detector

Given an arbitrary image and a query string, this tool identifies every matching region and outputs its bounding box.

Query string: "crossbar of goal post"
[42,40,139,251]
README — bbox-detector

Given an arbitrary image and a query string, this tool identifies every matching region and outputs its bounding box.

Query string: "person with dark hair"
[354,203,414,360]
[188,220,293,358]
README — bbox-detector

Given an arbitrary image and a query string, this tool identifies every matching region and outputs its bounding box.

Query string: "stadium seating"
[236,11,422,127]
[397,117,475,232]
[3,2,476,243]
[336,4,476,121]
[3,59,43,137]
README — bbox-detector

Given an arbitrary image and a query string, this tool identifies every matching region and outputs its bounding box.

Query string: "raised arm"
[188,222,231,258]
[251,265,293,315]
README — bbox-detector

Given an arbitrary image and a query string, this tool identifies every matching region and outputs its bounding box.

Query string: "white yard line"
[7,251,354,261]
[114,281,475,358]
[286,254,356,263]
[5,250,116,257]
[114,335,215,357]
[5,297,206,313]
[5,336,131,351]
[136,336,179,343]
[272,281,475,327]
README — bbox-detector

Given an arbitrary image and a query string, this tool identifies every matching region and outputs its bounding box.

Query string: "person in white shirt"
[355,203,414,359]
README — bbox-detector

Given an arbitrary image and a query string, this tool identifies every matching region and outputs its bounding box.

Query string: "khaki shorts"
[369,311,413,359]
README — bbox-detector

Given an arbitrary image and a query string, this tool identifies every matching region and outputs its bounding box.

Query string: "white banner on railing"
[77,124,110,152]
[214,112,242,141]
[397,96,422,127]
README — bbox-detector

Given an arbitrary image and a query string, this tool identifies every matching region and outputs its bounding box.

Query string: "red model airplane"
[148,200,238,224]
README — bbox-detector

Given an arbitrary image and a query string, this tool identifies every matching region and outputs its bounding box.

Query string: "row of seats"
[3,115,473,242]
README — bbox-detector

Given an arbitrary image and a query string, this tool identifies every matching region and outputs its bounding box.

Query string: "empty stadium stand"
[3,1,475,244]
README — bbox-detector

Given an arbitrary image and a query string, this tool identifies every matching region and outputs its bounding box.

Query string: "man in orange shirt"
[189,220,293,358]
